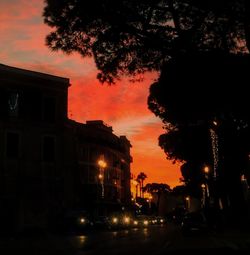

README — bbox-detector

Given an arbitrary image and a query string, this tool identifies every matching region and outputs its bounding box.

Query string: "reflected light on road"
[143,228,149,236]
[124,230,129,235]
[77,235,87,246]
[112,231,118,237]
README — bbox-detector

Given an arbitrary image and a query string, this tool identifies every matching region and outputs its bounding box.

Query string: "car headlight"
[143,220,149,225]
[80,218,86,224]
[112,217,118,224]
[133,220,138,225]
[124,217,130,224]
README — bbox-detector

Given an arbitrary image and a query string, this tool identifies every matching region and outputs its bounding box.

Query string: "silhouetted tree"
[137,172,147,198]
[148,52,250,165]
[135,176,141,198]
[148,52,250,225]
[44,0,250,83]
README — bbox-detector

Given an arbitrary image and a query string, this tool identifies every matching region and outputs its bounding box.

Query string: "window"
[42,136,55,162]
[6,132,20,159]
[42,97,56,122]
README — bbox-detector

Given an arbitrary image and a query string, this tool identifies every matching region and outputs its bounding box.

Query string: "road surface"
[1,224,250,255]
[0,225,177,255]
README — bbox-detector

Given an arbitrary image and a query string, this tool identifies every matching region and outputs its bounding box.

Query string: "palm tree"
[137,172,147,198]
[135,176,141,198]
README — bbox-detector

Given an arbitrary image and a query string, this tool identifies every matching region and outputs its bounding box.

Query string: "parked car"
[93,213,132,230]
[58,209,93,233]
[181,211,208,235]
[93,216,112,229]
[155,216,166,225]
[110,213,133,229]
[132,215,151,227]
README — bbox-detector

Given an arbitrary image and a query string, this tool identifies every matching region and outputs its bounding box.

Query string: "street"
[0,225,177,255]
[1,223,250,255]
[71,225,175,255]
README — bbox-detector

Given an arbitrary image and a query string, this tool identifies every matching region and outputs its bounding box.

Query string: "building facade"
[0,64,132,232]
[67,120,132,216]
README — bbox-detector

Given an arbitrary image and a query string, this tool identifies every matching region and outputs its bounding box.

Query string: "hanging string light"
[210,128,219,179]
[8,92,19,111]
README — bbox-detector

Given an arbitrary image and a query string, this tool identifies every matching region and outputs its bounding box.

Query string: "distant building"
[0,64,132,232]
[68,120,132,216]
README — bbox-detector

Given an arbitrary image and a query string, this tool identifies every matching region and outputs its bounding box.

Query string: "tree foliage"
[44,0,250,191]
[148,52,250,163]
[136,172,147,197]
[143,182,171,193]
[149,52,250,125]
[44,0,250,83]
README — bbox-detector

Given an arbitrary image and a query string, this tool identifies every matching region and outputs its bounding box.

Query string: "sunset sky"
[0,0,181,187]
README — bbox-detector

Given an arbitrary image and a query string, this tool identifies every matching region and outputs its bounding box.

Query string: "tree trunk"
[141,180,144,198]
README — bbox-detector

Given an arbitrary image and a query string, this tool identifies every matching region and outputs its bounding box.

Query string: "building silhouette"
[0,64,132,232]
[67,120,132,217]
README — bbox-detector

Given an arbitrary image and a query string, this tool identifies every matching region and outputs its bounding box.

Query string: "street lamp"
[201,184,206,208]
[203,165,210,198]
[98,157,107,198]
[204,166,209,175]
[203,166,210,185]
[98,159,107,168]
[132,179,139,202]
[185,196,190,211]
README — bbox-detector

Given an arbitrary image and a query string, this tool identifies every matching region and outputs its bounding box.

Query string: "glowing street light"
[185,196,190,210]
[201,183,206,189]
[97,157,107,198]
[131,179,139,201]
[201,183,206,208]
[213,120,218,126]
[98,159,107,168]
[204,166,209,174]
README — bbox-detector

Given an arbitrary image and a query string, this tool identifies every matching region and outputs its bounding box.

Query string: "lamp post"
[201,184,206,208]
[210,119,219,180]
[98,158,107,198]
[203,166,210,198]
[204,166,209,177]
[185,196,190,211]
[132,180,138,202]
